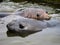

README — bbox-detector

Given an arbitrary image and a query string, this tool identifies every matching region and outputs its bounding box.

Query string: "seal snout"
[45,15,51,20]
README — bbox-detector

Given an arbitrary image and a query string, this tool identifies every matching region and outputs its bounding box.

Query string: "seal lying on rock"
[7,17,47,32]
[14,8,51,20]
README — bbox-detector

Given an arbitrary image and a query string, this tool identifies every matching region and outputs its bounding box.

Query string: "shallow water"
[0,2,60,45]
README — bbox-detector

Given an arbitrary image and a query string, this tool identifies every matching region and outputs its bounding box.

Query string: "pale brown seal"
[15,8,51,20]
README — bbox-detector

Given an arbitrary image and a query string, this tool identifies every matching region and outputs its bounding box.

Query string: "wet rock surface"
[0,12,12,18]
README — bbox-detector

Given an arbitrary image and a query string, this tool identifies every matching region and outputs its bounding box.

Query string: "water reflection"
[6,30,42,37]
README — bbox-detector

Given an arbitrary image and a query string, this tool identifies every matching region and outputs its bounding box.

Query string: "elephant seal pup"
[7,18,59,32]
[7,17,48,33]
[14,8,51,20]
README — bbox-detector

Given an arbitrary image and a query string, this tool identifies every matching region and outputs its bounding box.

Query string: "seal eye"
[46,11,48,13]
[37,14,40,17]
[19,24,24,29]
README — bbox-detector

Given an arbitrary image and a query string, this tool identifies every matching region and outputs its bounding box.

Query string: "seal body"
[7,17,59,33]
[14,8,51,20]
[7,17,47,32]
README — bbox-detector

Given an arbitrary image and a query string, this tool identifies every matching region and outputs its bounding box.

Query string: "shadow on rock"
[6,30,42,37]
